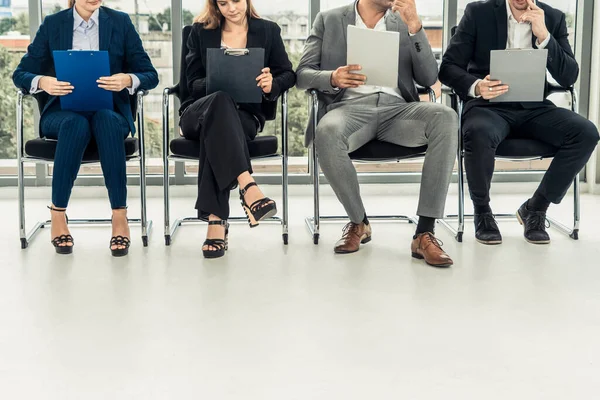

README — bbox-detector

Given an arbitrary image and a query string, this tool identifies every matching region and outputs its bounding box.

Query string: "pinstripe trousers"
[41,108,130,209]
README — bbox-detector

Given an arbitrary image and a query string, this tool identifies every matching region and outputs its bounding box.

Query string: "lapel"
[385,11,400,33]
[206,27,221,50]
[341,4,355,54]
[60,9,74,50]
[246,18,262,48]
[99,7,113,51]
[494,0,508,50]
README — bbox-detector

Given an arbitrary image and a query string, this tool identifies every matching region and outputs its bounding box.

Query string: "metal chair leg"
[162,88,173,246]
[137,93,150,247]
[281,91,289,245]
[16,90,27,249]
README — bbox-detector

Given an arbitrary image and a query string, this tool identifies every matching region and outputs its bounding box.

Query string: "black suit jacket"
[181,18,296,128]
[439,0,578,110]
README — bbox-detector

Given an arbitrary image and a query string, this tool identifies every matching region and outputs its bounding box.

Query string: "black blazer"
[181,18,296,129]
[439,0,578,108]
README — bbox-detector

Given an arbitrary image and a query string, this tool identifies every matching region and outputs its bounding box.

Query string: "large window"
[0,0,35,174]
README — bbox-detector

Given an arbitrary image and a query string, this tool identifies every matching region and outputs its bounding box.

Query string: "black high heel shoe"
[110,210,130,257]
[110,236,130,257]
[203,220,229,259]
[48,206,74,255]
[239,182,277,228]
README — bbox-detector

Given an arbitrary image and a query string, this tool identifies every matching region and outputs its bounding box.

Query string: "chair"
[305,87,460,244]
[443,26,581,241]
[162,26,289,246]
[17,89,152,249]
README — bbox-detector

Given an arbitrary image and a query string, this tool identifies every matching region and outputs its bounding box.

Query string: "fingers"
[344,64,362,72]
[256,72,271,81]
[526,0,540,9]
[261,67,270,74]
[482,85,509,99]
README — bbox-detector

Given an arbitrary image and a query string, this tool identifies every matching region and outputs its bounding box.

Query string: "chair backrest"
[175,25,194,103]
[176,25,278,122]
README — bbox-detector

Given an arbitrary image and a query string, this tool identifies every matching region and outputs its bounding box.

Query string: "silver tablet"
[347,25,400,88]
[489,49,548,102]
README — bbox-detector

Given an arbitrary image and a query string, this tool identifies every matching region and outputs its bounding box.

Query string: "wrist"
[537,29,549,43]
[330,72,337,88]
[408,19,422,34]
[475,83,481,97]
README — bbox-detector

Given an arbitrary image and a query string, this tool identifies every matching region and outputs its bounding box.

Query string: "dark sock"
[362,214,369,225]
[474,204,492,214]
[527,191,550,212]
[414,216,435,238]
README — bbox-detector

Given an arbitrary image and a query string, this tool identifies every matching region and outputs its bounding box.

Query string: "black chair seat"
[25,137,139,162]
[349,140,427,161]
[496,138,557,159]
[169,135,279,159]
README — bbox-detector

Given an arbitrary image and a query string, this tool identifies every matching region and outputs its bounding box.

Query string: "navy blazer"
[439,0,578,107]
[12,7,159,134]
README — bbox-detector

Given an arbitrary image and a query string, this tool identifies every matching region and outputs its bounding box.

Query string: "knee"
[314,120,346,153]
[429,104,459,145]
[462,121,502,150]
[92,110,128,138]
[92,109,120,126]
[207,91,236,109]
[575,120,600,149]
[60,114,91,138]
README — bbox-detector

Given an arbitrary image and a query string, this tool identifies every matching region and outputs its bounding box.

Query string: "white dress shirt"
[467,0,551,97]
[31,7,139,96]
[342,2,405,101]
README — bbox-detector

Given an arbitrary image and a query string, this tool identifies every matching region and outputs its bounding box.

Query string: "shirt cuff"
[30,75,44,94]
[408,26,422,36]
[469,79,482,98]
[127,74,141,95]
[536,34,551,49]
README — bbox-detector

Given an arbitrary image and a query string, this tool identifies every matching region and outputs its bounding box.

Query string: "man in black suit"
[439,0,599,245]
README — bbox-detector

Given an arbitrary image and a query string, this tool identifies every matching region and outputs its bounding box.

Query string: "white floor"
[1,184,599,399]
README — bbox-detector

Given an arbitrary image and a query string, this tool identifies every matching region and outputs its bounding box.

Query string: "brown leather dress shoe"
[411,232,454,268]
[334,222,372,254]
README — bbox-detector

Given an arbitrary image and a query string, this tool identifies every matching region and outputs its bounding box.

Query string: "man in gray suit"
[297,0,458,268]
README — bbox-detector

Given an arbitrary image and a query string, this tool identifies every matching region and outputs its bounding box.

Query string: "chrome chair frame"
[444,85,581,241]
[162,89,289,245]
[305,88,460,244]
[16,89,152,249]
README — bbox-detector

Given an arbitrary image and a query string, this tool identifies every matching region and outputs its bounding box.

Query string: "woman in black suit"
[181,0,296,258]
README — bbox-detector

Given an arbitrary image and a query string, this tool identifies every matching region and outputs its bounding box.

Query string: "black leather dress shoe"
[474,212,502,245]
[516,202,551,244]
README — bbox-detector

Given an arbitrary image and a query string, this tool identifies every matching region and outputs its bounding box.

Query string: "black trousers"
[462,101,599,206]
[180,92,258,220]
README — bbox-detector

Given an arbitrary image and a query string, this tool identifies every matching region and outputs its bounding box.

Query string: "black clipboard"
[206,48,265,104]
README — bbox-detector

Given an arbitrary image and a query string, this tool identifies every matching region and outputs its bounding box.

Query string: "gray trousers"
[314,93,458,223]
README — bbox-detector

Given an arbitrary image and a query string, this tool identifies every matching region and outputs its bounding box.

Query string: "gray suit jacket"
[296,4,439,146]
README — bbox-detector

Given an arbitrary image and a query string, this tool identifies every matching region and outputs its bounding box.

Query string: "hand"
[97,73,133,92]
[475,75,509,100]
[256,68,273,94]
[331,64,366,89]
[392,0,422,34]
[39,77,73,96]
[520,0,549,43]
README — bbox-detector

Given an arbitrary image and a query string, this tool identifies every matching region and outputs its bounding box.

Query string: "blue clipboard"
[207,48,265,103]
[52,50,113,112]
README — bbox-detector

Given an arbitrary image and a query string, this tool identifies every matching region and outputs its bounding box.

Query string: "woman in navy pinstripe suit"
[13,0,158,256]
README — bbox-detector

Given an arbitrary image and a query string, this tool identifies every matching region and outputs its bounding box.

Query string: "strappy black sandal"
[239,182,277,228]
[110,235,130,257]
[48,206,74,255]
[203,220,229,259]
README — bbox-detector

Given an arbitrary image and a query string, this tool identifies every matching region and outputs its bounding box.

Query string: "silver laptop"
[489,49,548,102]
[347,25,400,88]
